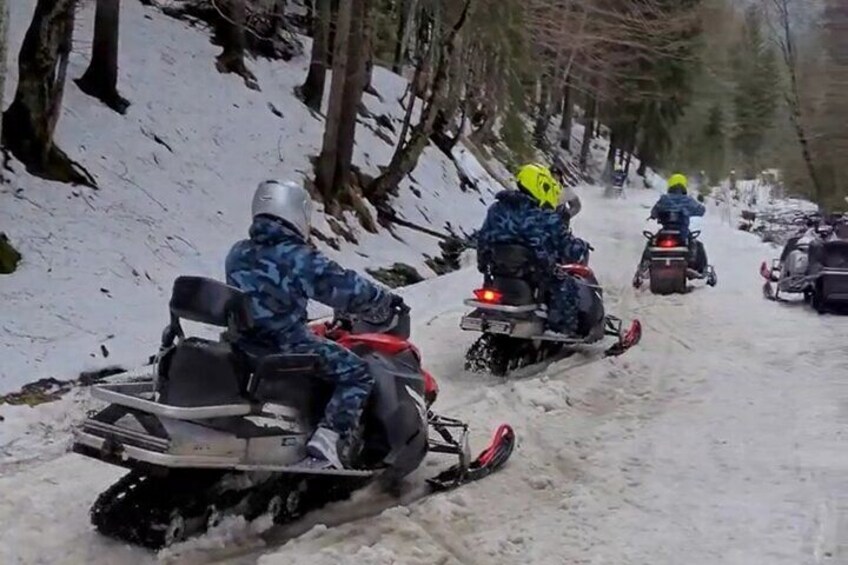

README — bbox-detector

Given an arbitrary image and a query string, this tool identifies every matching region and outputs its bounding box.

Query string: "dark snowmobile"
[460,244,641,376]
[72,276,515,549]
[761,221,848,312]
[632,215,717,294]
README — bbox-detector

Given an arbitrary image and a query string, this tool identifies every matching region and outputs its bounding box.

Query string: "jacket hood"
[249,215,305,245]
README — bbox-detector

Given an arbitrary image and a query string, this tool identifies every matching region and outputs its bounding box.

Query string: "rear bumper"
[462,299,537,313]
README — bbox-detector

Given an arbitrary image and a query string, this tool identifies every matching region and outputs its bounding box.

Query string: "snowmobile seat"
[157,337,247,407]
[168,276,253,334]
[248,354,327,423]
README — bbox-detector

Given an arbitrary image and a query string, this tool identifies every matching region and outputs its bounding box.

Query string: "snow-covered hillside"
[1,0,503,392]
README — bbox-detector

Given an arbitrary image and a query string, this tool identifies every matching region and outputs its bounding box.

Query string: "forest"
[0,0,846,272]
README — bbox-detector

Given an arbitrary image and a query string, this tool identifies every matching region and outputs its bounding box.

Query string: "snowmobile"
[632,214,717,294]
[760,221,848,312]
[72,276,515,549]
[460,244,642,376]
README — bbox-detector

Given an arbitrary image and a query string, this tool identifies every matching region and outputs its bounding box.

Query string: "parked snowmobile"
[761,220,848,312]
[633,216,717,294]
[460,244,641,376]
[72,276,515,548]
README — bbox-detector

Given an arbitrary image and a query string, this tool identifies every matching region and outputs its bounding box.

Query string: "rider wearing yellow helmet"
[475,163,591,336]
[633,172,712,285]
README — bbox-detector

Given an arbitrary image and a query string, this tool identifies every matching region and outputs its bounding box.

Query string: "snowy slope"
[1,185,846,565]
[0,0,502,392]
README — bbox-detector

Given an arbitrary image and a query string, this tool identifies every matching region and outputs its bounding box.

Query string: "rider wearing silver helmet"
[226,180,403,469]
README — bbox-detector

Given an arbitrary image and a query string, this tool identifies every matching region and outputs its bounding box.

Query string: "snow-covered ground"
[1,0,502,392]
[1,185,846,565]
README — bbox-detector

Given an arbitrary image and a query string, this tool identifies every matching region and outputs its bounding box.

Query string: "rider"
[476,163,589,336]
[641,173,708,274]
[226,180,403,470]
[611,165,627,189]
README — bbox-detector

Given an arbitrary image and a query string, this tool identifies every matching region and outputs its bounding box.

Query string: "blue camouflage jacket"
[476,190,585,273]
[226,216,391,343]
[650,193,705,238]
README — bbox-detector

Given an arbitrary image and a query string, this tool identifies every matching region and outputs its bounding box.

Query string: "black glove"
[390,293,408,312]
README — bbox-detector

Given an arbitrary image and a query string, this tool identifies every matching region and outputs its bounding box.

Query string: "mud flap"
[426,424,516,493]
[604,319,642,357]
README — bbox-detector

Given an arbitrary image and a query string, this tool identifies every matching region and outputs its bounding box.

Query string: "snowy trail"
[2,188,847,564]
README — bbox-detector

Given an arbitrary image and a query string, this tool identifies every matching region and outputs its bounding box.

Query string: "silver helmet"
[251,180,313,238]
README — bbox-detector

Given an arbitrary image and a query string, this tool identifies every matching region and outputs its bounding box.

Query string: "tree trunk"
[315,0,353,200]
[298,0,331,111]
[304,0,314,34]
[333,0,370,190]
[532,76,552,150]
[559,81,573,151]
[3,0,95,187]
[215,0,258,90]
[368,0,471,201]
[578,94,597,171]
[76,0,129,114]
[0,0,7,152]
[392,0,418,74]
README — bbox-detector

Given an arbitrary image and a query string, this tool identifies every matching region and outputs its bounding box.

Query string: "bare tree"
[214,0,259,90]
[297,0,331,111]
[315,0,354,200]
[368,0,472,201]
[3,0,95,186]
[392,0,419,74]
[0,0,7,156]
[76,0,130,114]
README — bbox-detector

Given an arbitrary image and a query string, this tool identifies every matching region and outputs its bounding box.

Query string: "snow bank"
[0,0,502,392]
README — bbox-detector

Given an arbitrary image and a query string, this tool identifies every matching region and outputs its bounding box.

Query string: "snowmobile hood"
[249,215,306,246]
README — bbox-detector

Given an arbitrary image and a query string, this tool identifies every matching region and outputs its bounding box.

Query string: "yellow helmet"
[667,173,688,193]
[515,163,562,208]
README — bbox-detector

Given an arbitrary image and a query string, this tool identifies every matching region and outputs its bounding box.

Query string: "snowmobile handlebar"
[330,302,412,340]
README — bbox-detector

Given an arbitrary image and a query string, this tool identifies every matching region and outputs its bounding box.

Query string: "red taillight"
[657,236,680,248]
[474,288,503,304]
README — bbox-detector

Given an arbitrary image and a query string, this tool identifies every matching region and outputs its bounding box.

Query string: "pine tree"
[731,7,778,176]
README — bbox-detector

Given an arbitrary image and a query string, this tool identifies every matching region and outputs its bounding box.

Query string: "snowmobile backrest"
[487,244,540,278]
[169,276,253,332]
[819,240,848,269]
[656,210,684,227]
